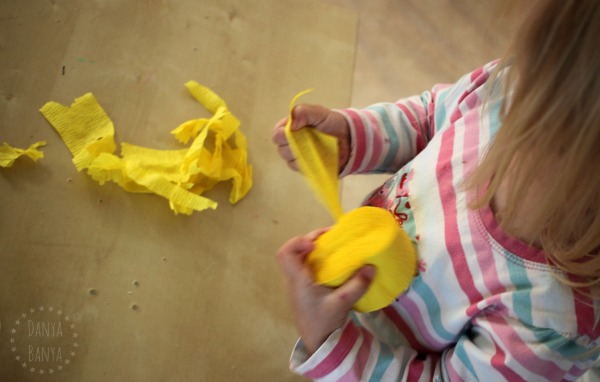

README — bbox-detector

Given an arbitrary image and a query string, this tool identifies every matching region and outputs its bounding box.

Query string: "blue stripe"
[453,337,478,378]
[366,104,400,171]
[411,278,456,342]
[486,97,503,137]
[349,312,398,381]
[504,253,534,324]
[433,89,449,135]
[368,344,394,382]
[531,324,597,359]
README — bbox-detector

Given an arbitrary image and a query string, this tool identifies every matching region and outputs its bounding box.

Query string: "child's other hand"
[272,104,351,173]
[276,230,375,355]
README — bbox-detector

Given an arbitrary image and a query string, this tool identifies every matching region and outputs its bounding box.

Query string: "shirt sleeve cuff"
[333,109,358,178]
[289,318,357,376]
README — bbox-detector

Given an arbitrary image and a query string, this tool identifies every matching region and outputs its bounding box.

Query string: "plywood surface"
[0,1,357,380]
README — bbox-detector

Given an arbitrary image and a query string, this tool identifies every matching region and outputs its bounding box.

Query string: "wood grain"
[0,1,356,380]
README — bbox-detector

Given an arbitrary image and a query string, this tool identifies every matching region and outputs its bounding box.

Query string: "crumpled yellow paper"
[0,141,46,167]
[40,81,252,215]
[284,90,416,312]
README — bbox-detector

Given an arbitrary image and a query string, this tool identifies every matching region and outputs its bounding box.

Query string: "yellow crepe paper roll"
[307,206,417,312]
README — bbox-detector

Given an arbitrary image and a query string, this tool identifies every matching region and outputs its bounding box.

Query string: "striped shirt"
[289,61,600,381]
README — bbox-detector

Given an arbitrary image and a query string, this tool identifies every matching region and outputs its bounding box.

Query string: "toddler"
[273,0,600,380]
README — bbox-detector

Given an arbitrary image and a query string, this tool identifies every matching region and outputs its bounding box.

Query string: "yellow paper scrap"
[40,82,252,215]
[307,206,416,312]
[171,82,238,144]
[39,94,116,171]
[0,141,46,167]
[284,89,344,220]
[282,90,416,311]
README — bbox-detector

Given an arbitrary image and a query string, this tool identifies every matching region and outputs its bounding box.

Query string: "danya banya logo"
[8,305,80,376]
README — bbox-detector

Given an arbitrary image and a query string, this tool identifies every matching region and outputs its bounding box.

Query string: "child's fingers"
[277,228,330,277]
[286,159,299,171]
[290,104,329,131]
[272,117,289,146]
[276,145,299,171]
[328,265,376,311]
[272,117,300,170]
[276,236,315,281]
[273,105,335,171]
[305,227,331,241]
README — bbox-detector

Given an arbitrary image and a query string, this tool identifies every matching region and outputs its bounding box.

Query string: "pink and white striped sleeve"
[337,87,446,177]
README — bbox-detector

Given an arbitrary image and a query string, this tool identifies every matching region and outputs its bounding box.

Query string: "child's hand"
[276,230,375,355]
[272,104,351,173]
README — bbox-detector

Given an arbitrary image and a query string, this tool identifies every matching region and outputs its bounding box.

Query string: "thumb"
[330,265,376,311]
[290,104,330,131]
[276,236,314,279]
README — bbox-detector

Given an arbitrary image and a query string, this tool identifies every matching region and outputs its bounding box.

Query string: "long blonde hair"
[470,0,600,298]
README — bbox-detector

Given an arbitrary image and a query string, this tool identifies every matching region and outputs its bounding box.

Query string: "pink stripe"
[469,294,508,321]
[396,103,427,153]
[345,109,367,174]
[338,330,372,382]
[490,340,527,382]
[467,212,505,291]
[426,353,441,379]
[566,364,586,380]
[487,314,567,379]
[306,323,359,379]
[382,306,430,353]
[464,92,479,110]
[445,349,466,382]
[452,68,488,118]
[469,67,485,84]
[364,111,384,171]
[572,288,600,337]
[462,108,507,305]
[436,124,484,307]
[427,96,437,138]
[406,357,425,381]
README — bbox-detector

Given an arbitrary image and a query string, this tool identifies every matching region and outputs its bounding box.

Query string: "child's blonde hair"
[470,0,600,298]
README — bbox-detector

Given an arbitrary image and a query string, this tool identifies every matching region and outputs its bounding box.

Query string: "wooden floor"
[321,0,519,209]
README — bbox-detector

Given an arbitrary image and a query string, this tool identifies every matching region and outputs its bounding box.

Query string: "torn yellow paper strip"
[185,81,227,114]
[40,93,116,171]
[40,83,252,215]
[0,141,46,167]
[284,90,344,221]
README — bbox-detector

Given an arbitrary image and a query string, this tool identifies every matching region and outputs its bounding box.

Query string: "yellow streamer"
[40,82,252,215]
[284,89,344,221]
[0,141,46,167]
[284,90,416,312]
